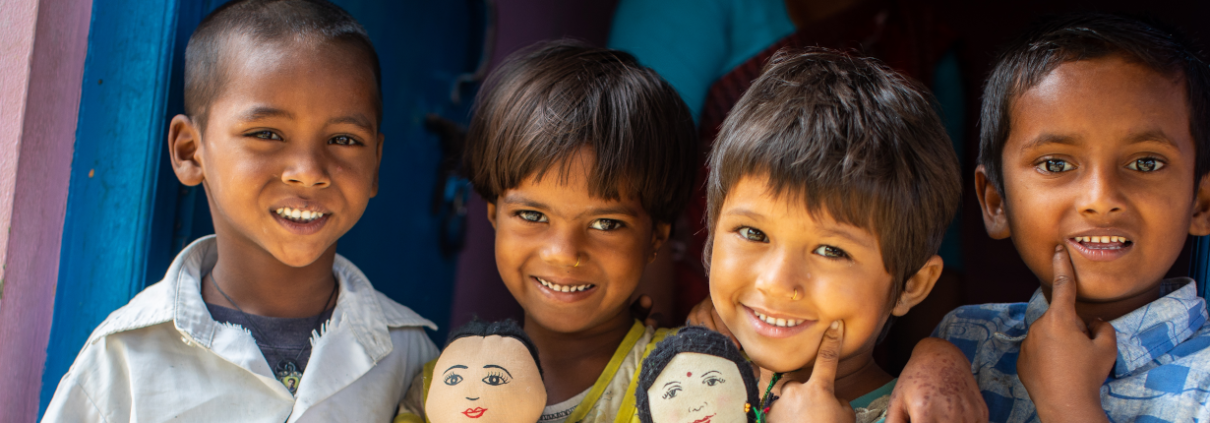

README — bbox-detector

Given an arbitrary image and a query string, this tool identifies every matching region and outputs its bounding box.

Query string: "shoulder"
[85,279,176,344]
[933,303,1028,359]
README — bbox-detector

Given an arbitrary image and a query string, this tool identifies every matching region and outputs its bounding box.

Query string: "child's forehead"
[1008,56,1192,153]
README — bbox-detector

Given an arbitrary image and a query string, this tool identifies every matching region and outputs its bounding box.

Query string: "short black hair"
[707,47,962,289]
[446,318,543,378]
[463,40,697,225]
[979,12,1210,194]
[635,326,759,423]
[184,0,382,131]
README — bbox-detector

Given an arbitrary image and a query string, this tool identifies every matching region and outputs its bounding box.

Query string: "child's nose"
[1077,165,1126,218]
[539,226,584,268]
[282,146,331,188]
[753,249,805,300]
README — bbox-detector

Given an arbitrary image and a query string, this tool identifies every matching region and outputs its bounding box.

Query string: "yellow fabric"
[394,413,425,423]
[615,327,674,423]
[564,321,648,423]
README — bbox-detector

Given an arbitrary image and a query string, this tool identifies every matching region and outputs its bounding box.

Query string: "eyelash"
[443,373,463,386]
[1035,157,1167,174]
[662,386,682,400]
[703,375,726,386]
[736,226,769,243]
[482,371,511,386]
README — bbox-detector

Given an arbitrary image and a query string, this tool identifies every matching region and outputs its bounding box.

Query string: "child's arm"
[1016,247,1115,423]
[885,338,987,423]
[768,320,855,423]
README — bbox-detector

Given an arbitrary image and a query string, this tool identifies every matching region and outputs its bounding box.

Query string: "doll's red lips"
[692,414,715,423]
[462,407,487,418]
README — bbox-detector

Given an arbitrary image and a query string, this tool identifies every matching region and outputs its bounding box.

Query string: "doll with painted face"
[637,326,760,423]
[425,319,547,423]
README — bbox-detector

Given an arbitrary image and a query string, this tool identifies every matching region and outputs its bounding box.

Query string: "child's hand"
[685,296,740,348]
[630,295,659,327]
[1017,246,1115,423]
[768,320,855,423]
[886,338,987,423]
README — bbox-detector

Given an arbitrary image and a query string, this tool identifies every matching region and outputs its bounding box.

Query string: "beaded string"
[753,372,783,423]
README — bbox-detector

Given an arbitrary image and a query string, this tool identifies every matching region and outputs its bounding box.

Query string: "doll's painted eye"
[443,374,463,386]
[482,371,512,386]
[703,375,725,386]
[661,385,682,400]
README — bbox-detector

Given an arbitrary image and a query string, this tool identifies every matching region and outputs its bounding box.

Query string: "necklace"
[208,272,338,395]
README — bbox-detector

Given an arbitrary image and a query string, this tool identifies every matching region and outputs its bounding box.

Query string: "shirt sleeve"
[41,342,114,423]
[607,0,732,121]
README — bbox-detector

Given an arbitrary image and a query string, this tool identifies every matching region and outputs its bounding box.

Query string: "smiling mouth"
[535,276,595,293]
[462,407,487,418]
[274,207,327,223]
[691,414,715,423]
[1071,235,1132,250]
[752,309,807,328]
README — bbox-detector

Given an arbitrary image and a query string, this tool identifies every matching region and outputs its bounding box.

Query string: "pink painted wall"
[0,0,92,420]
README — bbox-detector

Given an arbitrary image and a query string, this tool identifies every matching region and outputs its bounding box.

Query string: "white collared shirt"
[42,236,439,422]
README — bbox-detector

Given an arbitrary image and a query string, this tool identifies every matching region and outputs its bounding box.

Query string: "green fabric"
[851,378,896,409]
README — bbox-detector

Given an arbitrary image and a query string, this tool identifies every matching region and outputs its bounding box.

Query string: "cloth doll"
[425,319,547,423]
[636,326,759,423]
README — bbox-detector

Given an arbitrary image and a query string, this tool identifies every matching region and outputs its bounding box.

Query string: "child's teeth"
[537,277,592,293]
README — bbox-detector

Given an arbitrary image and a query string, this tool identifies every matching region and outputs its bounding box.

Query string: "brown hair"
[706,48,962,286]
[463,40,697,225]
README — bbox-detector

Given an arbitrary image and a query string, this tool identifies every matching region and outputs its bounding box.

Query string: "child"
[703,48,965,422]
[398,40,697,423]
[41,1,438,421]
[934,13,1210,422]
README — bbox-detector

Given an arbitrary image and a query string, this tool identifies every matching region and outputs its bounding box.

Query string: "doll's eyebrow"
[483,364,512,377]
[701,370,721,378]
[443,365,468,374]
[663,381,682,388]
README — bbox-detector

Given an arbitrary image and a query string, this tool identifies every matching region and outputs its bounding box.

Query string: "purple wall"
[0,0,91,420]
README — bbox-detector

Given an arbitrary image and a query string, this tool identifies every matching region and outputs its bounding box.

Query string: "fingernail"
[1055,245,1064,253]
[830,320,840,330]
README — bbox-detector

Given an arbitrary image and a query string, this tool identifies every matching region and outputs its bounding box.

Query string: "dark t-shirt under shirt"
[206,304,334,373]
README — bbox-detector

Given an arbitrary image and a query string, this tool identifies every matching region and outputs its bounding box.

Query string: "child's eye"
[589,219,624,231]
[443,374,463,386]
[813,245,848,259]
[329,135,361,146]
[516,210,548,223]
[481,372,511,386]
[737,227,769,243]
[1126,157,1164,172]
[661,386,681,400]
[1037,159,1074,173]
[703,376,726,387]
[250,130,282,141]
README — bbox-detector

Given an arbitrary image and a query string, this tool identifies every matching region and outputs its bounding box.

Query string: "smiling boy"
[704,48,966,422]
[933,14,1210,422]
[42,1,438,421]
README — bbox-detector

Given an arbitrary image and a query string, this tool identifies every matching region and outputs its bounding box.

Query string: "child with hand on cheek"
[701,48,975,423]
[43,1,439,421]
[935,13,1210,422]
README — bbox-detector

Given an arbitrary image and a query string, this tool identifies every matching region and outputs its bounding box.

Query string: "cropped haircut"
[979,13,1210,195]
[635,326,759,423]
[463,40,697,225]
[706,48,962,288]
[446,319,543,379]
[184,0,382,132]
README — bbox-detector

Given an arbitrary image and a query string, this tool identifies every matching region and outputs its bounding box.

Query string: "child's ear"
[486,201,498,229]
[1190,173,1210,236]
[168,114,204,186]
[650,222,671,262]
[892,255,944,316]
[370,132,384,198]
[975,165,1011,240]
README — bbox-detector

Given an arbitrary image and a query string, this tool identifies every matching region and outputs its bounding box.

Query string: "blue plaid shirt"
[934,278,1210,423]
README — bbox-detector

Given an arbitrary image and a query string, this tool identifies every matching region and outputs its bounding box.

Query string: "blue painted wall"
[41,0,484,415]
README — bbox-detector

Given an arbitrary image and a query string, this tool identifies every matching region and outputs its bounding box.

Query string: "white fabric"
[42,235,440,423]
[538,388,590,423]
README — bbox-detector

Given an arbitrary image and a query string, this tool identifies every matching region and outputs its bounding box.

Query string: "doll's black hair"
[446,318,543,378]
[636,326,759,423]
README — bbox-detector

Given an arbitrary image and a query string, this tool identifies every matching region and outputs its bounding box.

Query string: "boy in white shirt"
[41,1,438,421]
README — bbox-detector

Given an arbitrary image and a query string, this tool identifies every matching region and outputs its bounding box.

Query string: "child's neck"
[524,308,636,405]
[201,235,339,318]
[762,351,892,403]
[1059,280,1165,325]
